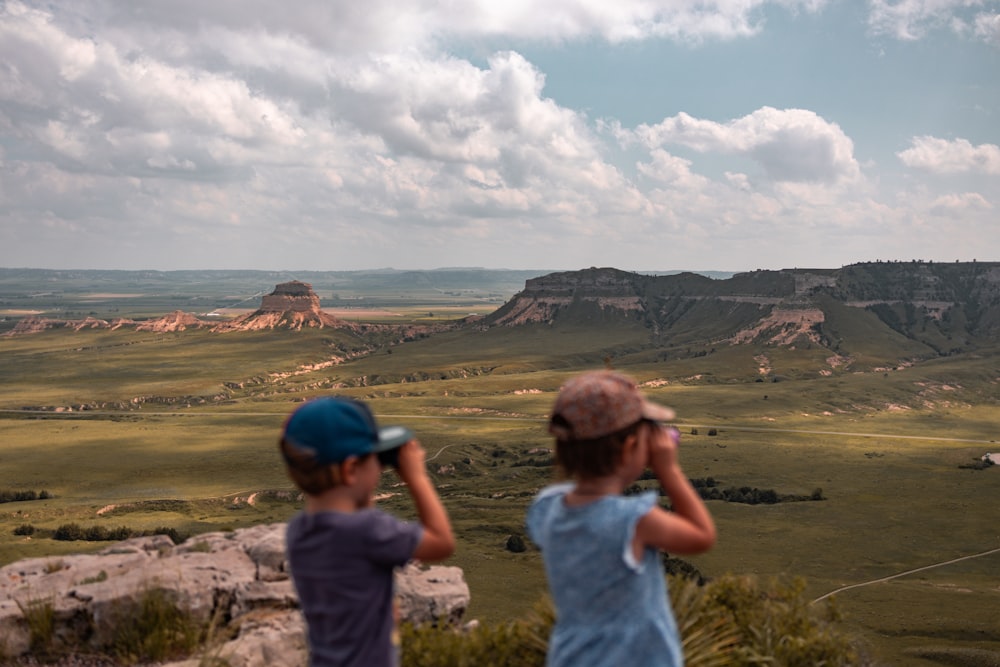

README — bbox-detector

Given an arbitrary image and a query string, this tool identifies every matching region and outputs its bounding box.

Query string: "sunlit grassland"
[331,305,501,324]
[0,328,366,408]
[1,319,998,665]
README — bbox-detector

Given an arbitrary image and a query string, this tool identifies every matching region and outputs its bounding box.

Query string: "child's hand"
[646,424,680,472]
[394,439,427,484]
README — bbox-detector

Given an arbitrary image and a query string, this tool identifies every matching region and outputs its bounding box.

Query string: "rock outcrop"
[212,281,349,332]
[0,523,469,666]
[135,310,210,332]
[5,312,213,335]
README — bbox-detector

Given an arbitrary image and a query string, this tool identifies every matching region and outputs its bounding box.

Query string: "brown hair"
[553,417,644,480]
[280,437,340,495]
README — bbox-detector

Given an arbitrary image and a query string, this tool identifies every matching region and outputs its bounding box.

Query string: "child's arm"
[396,439,456,562]
[635,425,716,555]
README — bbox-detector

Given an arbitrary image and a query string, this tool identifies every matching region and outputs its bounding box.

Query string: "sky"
[1,1,998,273]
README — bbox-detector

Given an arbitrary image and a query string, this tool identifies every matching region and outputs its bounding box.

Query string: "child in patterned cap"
[526,370,716,667]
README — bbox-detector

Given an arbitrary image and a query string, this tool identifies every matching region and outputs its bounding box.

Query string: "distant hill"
[4,263,998,372]
[484,262,1000,367]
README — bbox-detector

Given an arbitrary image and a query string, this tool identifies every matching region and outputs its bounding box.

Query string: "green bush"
[0,489,51,503]
[400,596,550,667]
[401,575,862,667]
[13,523,35,536]
[50,523,184,543]
[53,523,85,541]
[701,575,862,666]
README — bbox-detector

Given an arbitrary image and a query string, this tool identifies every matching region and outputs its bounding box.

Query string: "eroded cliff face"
[487,268,647,326]
[483,263,1000,352]
[136,310,207,332]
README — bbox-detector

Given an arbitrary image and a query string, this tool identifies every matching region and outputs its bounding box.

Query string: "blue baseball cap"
[281,397,413,465]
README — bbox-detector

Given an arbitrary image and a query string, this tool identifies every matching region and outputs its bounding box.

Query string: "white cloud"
[974,11,1000,42]
[929,191,992,214]
[629,108,860,184]
[56,0,828,49]
[867,0,1000,41]
[0,0,996,272]
[897,136,1000,173]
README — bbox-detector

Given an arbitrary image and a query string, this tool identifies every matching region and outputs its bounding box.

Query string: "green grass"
[1,309,999,665]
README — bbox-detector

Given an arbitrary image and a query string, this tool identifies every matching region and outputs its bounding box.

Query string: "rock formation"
[212,281,349,332]
[135,310,209,332]
[3,281,351,335]
[484,262,1000,355]
[0,523,469,666]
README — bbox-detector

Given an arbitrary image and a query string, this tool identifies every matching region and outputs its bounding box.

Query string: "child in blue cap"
[527,371,716,667]
[280,396,454,667]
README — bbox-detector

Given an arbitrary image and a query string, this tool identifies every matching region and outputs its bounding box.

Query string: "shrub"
[53,523,85,541]
[505,535,527,553]
[146,526,186,544]
[44,560,66,574]
[54,523,133,541]
[79,570,109,585]
[400,595,550,667]
[16,596,56,656]
[401,575,862,667]
[13,523,35,536]
[701,575,861,666]
[108,587,203,664]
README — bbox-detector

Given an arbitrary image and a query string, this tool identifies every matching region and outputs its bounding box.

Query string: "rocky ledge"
[0,523,469,666]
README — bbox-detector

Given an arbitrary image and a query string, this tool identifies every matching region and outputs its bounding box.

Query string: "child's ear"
[337,457,357,485]
[621,433,640,461]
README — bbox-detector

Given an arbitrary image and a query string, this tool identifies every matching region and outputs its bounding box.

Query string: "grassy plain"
[0,284,998,666]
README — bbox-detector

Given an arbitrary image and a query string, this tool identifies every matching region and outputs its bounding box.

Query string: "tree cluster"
[43,524,186,543]
[688,478,824,505]
[0,489,51,503]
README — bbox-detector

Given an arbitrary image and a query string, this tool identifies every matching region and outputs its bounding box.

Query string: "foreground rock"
[0,523,469,666]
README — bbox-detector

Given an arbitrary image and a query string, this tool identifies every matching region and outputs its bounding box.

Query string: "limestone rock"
[396,563,471,626]
[0,522,469,665]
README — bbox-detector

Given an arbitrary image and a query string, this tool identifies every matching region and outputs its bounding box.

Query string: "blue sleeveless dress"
[526,483,684,667]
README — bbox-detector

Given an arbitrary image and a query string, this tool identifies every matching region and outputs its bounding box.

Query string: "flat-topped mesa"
[523,267,647,296]
[259,280,322,314]
[213,280,349,331]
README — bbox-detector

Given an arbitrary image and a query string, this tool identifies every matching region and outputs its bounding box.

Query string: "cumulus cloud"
[0,0,995,271]
[897,136,1000,174]
[628,108,860,184]
[636,149,709,189]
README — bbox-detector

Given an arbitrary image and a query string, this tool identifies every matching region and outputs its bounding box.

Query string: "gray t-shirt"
[526,483,684,667]
[286,508,422,667]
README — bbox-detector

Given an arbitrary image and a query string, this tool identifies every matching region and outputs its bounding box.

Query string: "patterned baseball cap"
[548,370,675,441]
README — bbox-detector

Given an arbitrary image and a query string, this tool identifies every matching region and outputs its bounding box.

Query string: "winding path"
[812,546,1000,604]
